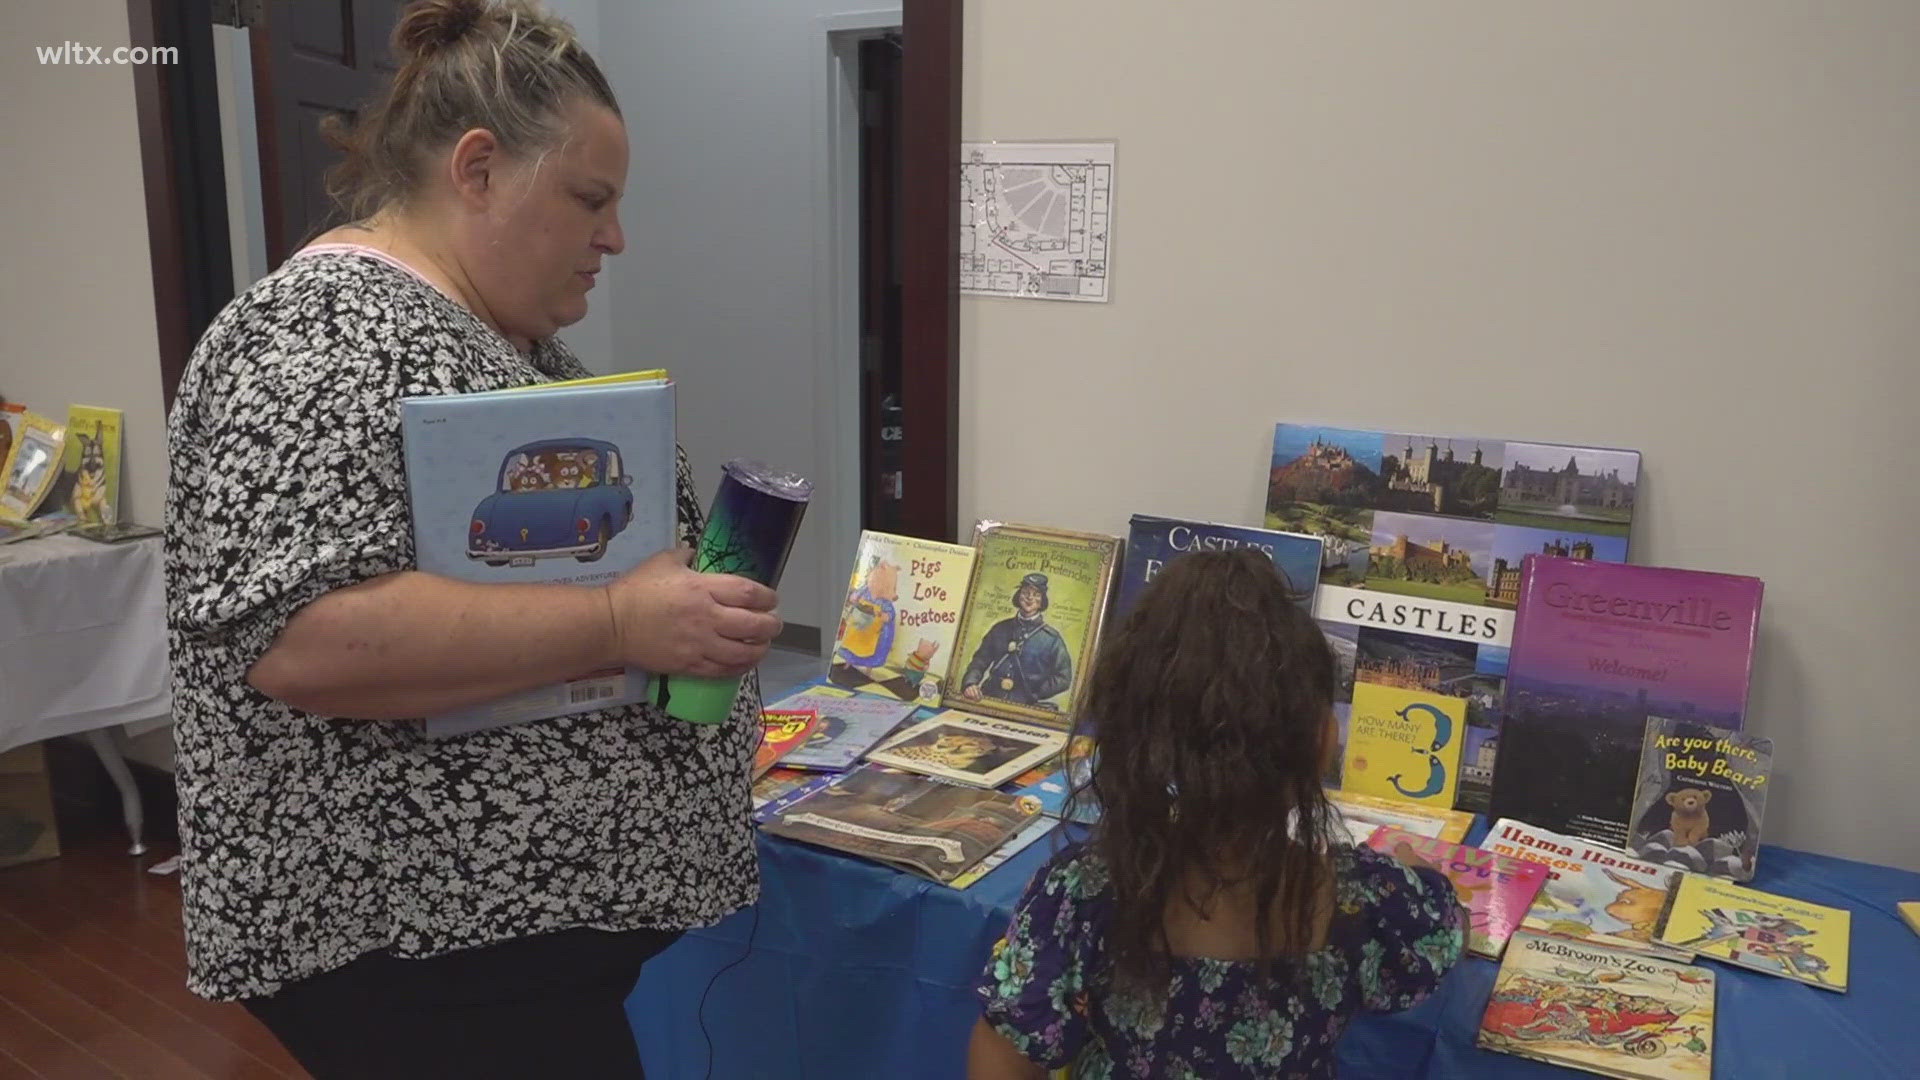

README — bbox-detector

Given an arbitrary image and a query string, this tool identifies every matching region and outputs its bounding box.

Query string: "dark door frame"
[128,0,234,414]
[131,0,962,545]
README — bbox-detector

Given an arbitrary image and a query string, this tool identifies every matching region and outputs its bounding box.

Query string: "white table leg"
[82,728,146,856]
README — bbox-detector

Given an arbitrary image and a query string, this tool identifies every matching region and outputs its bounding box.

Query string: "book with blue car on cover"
[398,371,675,736]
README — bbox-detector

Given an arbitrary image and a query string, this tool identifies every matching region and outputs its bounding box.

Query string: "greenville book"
[865,710,1067,789]
[827,530,978,705]
[760,764,1045,885]
[766,686,919,771]
[1264,424,1642,815]
[1112,514,1323,622]
[1488,555,1762,848]
[1484,818,1686,960]
[1655,875,1851,992]
[398,373,675,736]
[1626,718,1773,882]
[1477,930,1715,1080]
[1363,826,1549,959]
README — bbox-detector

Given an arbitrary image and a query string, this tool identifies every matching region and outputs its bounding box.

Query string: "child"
[967,549,1463,1078]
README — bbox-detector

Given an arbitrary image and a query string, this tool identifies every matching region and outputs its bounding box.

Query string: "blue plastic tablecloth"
[628,819,1920,1078]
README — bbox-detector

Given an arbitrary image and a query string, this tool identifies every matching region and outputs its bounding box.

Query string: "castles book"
[827,531,978,705]
[1112,514,1323,622]
[1485,818,1686,960]
[1626,718,1773,882]
[1488,556,1762,848]
[398,375,676,736]
[1363,826,1549,959]
[1264,424,1641,815]
[1477,931,1715,1080]
[1656,875,1850,992]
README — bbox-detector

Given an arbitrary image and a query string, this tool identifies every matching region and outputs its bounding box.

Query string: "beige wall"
[961,3,1920,870]
[0,0,167,528]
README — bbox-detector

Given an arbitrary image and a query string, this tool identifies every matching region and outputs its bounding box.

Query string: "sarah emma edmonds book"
[1489,556,1762,849]
[1264,424,1642,815]
[1478,930,1715,1080]
[827,530,978,705]
[399,372,675,736]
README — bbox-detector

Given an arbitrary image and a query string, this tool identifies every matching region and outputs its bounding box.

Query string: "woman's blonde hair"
[321,0,619,223]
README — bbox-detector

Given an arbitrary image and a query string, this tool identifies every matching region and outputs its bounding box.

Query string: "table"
[0,533,170,853]
[627,819,1920,1078]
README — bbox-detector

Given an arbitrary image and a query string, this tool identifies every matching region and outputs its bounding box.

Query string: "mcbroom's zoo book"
[399,372,675,736]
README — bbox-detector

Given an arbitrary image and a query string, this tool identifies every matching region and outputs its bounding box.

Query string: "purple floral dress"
[976,842,1463,1078]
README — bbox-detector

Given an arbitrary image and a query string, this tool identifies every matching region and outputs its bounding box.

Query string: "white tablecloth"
[0,533,171,755]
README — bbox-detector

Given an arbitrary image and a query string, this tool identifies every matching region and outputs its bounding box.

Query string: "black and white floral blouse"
[163,248,761,1001]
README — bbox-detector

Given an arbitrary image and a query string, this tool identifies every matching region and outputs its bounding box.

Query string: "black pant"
[243,926,682,1079]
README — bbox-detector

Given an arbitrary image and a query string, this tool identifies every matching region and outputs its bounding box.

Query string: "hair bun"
[395,0,487,58]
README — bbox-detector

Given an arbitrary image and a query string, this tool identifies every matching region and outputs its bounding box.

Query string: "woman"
[163,2,777,1075]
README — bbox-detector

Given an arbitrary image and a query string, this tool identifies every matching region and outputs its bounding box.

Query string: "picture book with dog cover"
[30,404,122,531]
[398,376,675,736]
[1626,718,1772,882]
[1485,818,1686,960]
[1477,930,1715,1080]
[1363,826,1549,959]
[1656,875,1850,992]
[827,530,978,705]
[759,764,1045,885]
[866,710,1067,789]
[1489,556,1762,849]
[1112,513,1323,623]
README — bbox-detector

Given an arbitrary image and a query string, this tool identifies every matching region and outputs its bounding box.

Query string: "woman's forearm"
[246,570,618,720]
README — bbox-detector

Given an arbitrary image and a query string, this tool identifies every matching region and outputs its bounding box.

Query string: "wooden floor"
[0,829,307,1079]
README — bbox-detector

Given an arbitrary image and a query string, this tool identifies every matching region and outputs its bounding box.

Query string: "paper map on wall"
[960,141,1114,302]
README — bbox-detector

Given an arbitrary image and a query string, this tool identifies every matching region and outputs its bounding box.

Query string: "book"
[47,405,122,528]
[1363,826,1549,959]
[1007,735,1099,824]
[759,764,1045,885]
[1899,901,1920,937]
[866,710,1067,789]
[1264,424,1642,815]
[1112,514,1323,622]
[944,521,1122,729]
[947,815,1059,890]
[751,771,837,823]
[1484,819,1686,959]
[826,530,978,705]
[1326,789,1472,845]
[1339,682,1467,809]
[67,521,162,544]
[1656,875,1851,992]
[754,709,819,779]
[0,410,66,523]
[1477,930,1715,1080]
[767,686,919,771]
[1626,718,1773,882]
[751,766,824,812]
[1490,556,1763,848]
[397,375,676,736]
[0,520,43,545]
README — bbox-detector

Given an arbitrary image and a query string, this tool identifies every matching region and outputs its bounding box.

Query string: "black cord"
[696,899,761,1080]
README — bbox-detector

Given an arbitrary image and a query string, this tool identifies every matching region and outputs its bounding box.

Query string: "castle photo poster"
[1264,422,1641,813]
[944,522,1121,729]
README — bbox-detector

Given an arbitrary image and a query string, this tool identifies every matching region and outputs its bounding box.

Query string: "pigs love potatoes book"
[398,374,676,736]
[828,531,978,705]
[1489,556,1761,849]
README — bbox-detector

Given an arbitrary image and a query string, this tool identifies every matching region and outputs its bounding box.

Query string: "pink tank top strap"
[291,242,436,289]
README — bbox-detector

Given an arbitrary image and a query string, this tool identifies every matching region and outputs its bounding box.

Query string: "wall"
[0,0,167,528]
[960,2,1920,870]
[597,0,886,640]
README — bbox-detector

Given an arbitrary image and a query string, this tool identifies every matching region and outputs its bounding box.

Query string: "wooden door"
[250,0,408,267]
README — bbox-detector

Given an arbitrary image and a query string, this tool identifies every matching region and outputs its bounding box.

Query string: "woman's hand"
[602,547,782,678]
